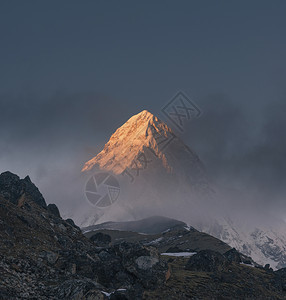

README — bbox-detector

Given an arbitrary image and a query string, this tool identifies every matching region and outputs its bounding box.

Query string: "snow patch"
[101,289,127,298]
[240,262,255,268]
[161,252,197,257]
[145,237,163,245]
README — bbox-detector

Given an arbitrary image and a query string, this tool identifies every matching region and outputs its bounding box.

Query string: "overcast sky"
[0,1,285,217]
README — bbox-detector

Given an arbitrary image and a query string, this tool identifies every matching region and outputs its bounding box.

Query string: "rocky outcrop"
[224,248,242,263]
[90,232,111,246]
[0,171,168,299]
[185,250,228,272]
[47,203,61,218]
[0,171,47,208]
[185,248,256,272]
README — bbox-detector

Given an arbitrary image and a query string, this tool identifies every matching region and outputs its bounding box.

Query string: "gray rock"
[90,232,111,246]
[47,204,61,218]
[40,251,59,265]
[0,171,47,208]
[135,256,159,270]
[185,250,228,272]
[54,279,104,299]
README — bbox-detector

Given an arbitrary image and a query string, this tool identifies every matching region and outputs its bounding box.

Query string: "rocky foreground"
[0,172,167,299]
[1,171,286,299]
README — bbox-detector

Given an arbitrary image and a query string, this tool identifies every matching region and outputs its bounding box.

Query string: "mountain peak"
[128,109,159,123]
[124,109,166,131]
[133,109,154,119]
[82,110,176,173]
[81,109,207,184]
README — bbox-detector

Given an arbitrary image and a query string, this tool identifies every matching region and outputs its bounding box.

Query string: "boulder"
[185,250,228,272]
[135,256,159,270]
[224,248,241,263]
[90,232,111,246]
[54,279,104,299]
[47,203,61,218]
[65,218,81,230]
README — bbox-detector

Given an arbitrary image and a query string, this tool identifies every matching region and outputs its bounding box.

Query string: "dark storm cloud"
[180,93,286,209]
[241,99,286,193]
[0,90,147,167]
[0,92,118,147]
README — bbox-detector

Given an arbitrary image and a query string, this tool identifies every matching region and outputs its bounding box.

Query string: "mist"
[1,0,286,226]
[0,89,285,225]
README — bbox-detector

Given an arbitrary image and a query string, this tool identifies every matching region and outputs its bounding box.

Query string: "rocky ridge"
[0,171,168,299]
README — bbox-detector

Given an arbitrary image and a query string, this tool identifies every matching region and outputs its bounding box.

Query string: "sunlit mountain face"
[82,110,206,180]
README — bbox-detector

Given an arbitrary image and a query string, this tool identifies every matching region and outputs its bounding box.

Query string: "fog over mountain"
[1,1,286,222]
[1,89,286,269]
[0,90,285,221]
